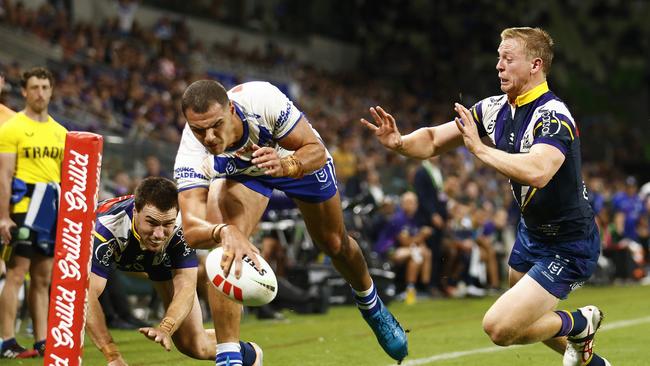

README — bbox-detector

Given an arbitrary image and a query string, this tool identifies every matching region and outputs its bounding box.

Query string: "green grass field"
[12,284,650,365]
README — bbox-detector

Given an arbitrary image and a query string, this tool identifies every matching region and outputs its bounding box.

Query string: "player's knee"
[175,339,213,360]
[482,314,516,346]
[318,232,349,258]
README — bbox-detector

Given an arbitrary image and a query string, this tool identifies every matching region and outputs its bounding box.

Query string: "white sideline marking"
[390,316,650,365]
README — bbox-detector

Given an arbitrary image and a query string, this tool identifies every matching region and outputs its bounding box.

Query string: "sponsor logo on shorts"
[548,261,564,276]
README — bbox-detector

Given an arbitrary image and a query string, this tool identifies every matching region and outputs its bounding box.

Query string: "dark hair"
[21,67,54,88]
[134,177,178,213]
[181,79,229,116]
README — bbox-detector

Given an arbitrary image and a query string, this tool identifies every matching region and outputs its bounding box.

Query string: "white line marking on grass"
[390,316,650,366]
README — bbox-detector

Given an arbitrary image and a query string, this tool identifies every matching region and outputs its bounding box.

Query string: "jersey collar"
[131,217,146,249]
[225,102,250,152]
[514,81,549,107]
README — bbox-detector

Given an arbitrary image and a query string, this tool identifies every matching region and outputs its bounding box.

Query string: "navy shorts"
[508,221,600,299]
[227,159,338,203]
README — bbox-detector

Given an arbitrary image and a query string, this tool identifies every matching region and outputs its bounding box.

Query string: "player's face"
[22,76,52,114]
[133,204,178,252]
[496,38,535,99]
[186,102,239,155]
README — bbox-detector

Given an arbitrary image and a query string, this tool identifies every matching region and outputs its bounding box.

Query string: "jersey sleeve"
[91,234,116,279]
[174,124,211,191]
[166,228,198,270]
[531,110,576,155]
[258,83,303,140]
[469,95,508,143]
[0,120,18,153]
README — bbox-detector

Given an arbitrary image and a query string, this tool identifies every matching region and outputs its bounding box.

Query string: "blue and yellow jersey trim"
[514,81,549,107]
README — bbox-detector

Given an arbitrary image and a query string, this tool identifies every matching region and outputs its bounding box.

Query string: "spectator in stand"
[412,156,447,296]
[143,155,171,179]
[374,192,432,305]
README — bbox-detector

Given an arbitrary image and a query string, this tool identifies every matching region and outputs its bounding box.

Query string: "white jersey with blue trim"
[174,81,330,191]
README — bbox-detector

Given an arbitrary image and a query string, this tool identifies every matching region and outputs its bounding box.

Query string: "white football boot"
[562,305,610,366]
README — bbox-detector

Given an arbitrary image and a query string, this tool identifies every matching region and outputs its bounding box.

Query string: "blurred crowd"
[0,0,648,312]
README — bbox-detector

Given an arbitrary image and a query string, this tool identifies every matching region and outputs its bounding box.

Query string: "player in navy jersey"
[86,177,262,366]
[363,27,610,366]
[174,80,408,364]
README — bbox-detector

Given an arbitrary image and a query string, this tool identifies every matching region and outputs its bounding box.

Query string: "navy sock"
[569,309,588,337]
[587,354,607,365]
[554,310,573,337]
[34,340,46,350]
[239,341,257,366]
[353,283,381,316]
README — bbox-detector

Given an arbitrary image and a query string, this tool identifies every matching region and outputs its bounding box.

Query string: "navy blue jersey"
[91,196,198,281]
[470,82,594,242]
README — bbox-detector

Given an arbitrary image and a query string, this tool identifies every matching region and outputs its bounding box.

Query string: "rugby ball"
[205,247,278,306]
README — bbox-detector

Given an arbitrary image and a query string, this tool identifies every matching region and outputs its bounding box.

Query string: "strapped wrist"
[159,316,176,335]
[211,223,228,244]
[280,155,304,179]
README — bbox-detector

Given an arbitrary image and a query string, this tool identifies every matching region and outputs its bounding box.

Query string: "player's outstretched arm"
[361,106,463,159]
[178,188,221,249]
[86,273,128,365]
[139,267,198,351]
[178,187,262,278]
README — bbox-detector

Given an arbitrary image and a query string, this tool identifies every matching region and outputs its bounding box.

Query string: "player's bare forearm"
[162,268,198,334]
[473,143,564,189]
[396,128,437,159]
[86,275,116,352]
[179,188,220,249]
[397,123,464,160]
[293,140,327,174]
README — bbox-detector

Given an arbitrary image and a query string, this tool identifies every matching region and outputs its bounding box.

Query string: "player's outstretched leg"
[354,283,408,362]
[561,305,611,366]
[295,195,408,361]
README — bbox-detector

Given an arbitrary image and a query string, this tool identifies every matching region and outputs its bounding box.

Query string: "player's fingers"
[360,118,379,131]
[163,337,171,351]
[233,251,244,279]
[369,107,383,124]
[221,250,234,277]
[454,117,465,132]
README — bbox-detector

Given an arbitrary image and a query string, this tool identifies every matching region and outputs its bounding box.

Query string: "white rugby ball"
[205,247,278,306]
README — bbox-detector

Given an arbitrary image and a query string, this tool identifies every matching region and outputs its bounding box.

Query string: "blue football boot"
[361,297,408,362]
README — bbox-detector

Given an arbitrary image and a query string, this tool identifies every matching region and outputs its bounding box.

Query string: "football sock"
[216,342,242,366]
[554,309,588,337]
[353,282,381,316]
[239,341,257,366]
[586,354,607,365]
[568,309,588,337]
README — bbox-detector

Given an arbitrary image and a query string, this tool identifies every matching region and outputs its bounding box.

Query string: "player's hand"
[454,103,483,155]
[219,225,261,279]
[251,144,284,177]
[360,106,403,151]
[0,217,16,244]
[139,326,172,351]
[107,355,128,366]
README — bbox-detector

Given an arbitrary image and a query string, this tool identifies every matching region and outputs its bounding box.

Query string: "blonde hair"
[501,27,554,74]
